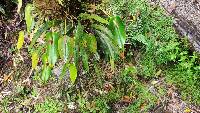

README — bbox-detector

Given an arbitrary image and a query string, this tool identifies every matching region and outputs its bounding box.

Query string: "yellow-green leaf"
[32,52,39,69]
[17,31,24,50]
[58,37,68,61]
[17,0,22,13]
[69,63,77,84]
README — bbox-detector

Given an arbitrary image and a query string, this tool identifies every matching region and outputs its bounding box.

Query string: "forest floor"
[1,0,200,112]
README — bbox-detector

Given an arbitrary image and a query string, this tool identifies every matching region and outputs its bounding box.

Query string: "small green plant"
[166,51,200,104]
[17,2,126,83]
[1,98,9,113]
[34,98,63,113]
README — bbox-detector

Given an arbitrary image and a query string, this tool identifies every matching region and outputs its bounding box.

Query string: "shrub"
[17,1,126,83]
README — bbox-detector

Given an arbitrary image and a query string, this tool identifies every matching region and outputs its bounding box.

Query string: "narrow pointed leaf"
[92,24,113,39]
[17,31,24,50]
[81,50,89,72]
[69,63,77,84]
[109,16,126,48]
[79,13,108,24]
[46,32,59,66]
[58,37,65,59]
[74,22,84,67]
[89,36,97,53]
[85,33,97,53]
[58,36,69,61]
[96,30,115,59]
[42,66,51,82]
[92,24,118,51]
[75,22,84,40]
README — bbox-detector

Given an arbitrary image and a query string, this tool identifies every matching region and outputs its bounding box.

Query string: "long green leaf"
[75,22,84,40]
[92,24,113,39]
[42,65,51,82]
[69,63,77,84]
[74,22,84,67]
[79,13,108,24]
[110,58,115,71]
[96,30,115,59]
[96,30,116,69]
[92,24,119,49]
[109,16,126,48]
[46,32,59,67]
[58,37,65,59]
[58,36,69,61]
[85,33,97,53]
[81,50,89,72]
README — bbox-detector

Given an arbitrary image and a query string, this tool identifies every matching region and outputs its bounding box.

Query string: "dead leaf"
[87,4,97,13]
[120,51,125,59]
[140,102,147,110]
[121,96,132,103]
[3,71,14,82]
[103,82,113,92]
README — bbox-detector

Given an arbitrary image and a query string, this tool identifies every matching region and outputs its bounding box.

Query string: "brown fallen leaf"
[87,4,97,13]
[120,51,125,59]
[140,102,147,111]
[3,71,14,82]
[121,96,133,103]
[103,82,113,92]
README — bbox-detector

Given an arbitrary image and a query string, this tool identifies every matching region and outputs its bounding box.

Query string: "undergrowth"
[106,0,200,106]
[1,0,200,112]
